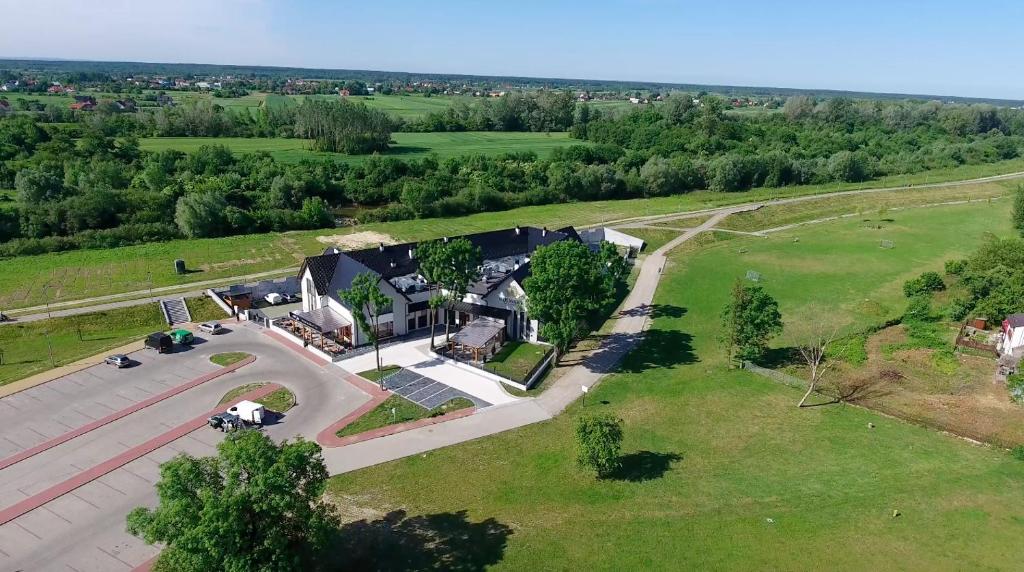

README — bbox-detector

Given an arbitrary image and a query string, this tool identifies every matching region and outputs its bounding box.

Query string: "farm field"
[327,199,1024,570]
[0,160,1021,310]
[138,131,587,164]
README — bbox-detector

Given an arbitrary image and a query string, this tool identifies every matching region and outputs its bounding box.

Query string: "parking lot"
[0,323,371,571]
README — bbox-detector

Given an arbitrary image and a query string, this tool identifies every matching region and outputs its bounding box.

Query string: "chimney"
[378,242,385,252]
[542,227,547,237]
[408,247,414,259]
[514,226,520,236]
[443,236,449,243]
[389,260,396,269]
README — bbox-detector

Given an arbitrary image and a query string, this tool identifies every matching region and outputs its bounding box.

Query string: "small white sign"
[581,385,589,393]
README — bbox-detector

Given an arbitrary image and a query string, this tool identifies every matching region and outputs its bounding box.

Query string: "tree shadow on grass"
[614,328,698,374]
[609,451,683,482]
[332,509,512,572]
[617,303,688,320]
[758,346,802,369]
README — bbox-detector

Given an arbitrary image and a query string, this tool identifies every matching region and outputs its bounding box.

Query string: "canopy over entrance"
[290,307,351,333]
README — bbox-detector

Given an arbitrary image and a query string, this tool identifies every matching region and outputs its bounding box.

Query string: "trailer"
[227,400,266,425]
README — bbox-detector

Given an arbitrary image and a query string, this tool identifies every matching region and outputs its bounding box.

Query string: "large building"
[292,225,642,353]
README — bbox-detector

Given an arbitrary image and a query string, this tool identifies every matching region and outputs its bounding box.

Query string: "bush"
[903,271,946,297]
[574,413,623,478]
[1008,374,1024,404]
[1011,445,1024,461]
[944,259,967,275]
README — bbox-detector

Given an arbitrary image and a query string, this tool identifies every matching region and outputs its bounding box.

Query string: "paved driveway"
[0,324,371,571]
[336,338,519,406]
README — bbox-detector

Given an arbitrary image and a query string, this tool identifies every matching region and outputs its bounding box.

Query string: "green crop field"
[327,200,1024,570]
[138,131,588,164]
[0,158,1021,311]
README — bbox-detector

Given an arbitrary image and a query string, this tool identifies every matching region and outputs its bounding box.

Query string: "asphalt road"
[0,324,370,571]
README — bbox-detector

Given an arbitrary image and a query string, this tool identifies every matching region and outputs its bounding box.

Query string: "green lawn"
[218,383,296,412]
[209,352,251,367]
[358,364,401,383]
[0,302,166,386]
[138,131,587,164]
[335,394,474,438]
[484,341,551,383]
[326,200,1024,570]
[0,160,1021,311]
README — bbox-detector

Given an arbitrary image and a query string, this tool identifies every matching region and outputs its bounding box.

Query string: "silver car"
[199,322,224,335]
[104,354,131,368]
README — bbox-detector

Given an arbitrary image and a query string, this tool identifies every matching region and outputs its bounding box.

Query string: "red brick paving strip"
[0,355,256,472]
[0,383,281,526]
[262,330,330,366]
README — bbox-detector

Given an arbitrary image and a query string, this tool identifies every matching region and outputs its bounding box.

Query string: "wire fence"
[741,361,806,390]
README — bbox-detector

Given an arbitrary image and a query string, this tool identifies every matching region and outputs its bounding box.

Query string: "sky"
[1,0,1022,100]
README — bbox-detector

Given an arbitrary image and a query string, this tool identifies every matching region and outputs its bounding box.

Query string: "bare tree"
[796,326,847,408]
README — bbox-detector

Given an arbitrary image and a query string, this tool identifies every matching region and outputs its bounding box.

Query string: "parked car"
[144,332,173,353]
[208,412,242,432]
[264,292,284,305]
[104,354,131,368]
[169,329,194,345]
[199,322,224,335]
[282,293,302,303]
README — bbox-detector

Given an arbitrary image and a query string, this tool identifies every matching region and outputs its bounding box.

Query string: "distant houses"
[69,95,96,111]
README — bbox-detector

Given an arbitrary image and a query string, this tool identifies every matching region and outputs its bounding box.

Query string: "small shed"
[220,285,253,311]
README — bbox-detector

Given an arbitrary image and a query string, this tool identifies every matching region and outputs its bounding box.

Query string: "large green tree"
[340,272,391,385]
[524,240,613,360]
[720,279,784,365]
[126,431,338,572]
[574,413,624,478]
[174,190,228,238]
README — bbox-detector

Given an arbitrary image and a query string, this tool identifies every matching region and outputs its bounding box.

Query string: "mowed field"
[327,200,1024,570]
[0,161,1019,310]
[138,132,586,164]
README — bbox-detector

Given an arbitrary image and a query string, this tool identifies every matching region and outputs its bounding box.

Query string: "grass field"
[218,383,296,412]
[484,341,550,382]
[0,159,1022,311]
[138,131,587,164]
[335,394,474,438]
[209,352,251,367]
[326,199,1024,570]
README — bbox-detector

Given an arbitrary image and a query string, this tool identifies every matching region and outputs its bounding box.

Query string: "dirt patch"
[316,231,398,250]
[828,324,1024,447]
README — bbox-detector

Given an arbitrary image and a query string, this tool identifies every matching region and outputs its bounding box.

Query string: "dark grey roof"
[290,307,350,333]
[446,300,511,321]
[298,252,341,296]
[345,226,573,282]
[451,317,505,348]
[299,226,580,298]
[1008,314,1024,328]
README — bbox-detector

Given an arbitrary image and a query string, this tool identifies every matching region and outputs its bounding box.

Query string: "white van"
[227,400,266,425]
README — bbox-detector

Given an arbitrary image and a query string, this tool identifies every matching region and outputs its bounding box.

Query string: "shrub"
[574,413,623,478]
[903,271,946,298]
[1008,374,1024,404]
[944,259,967,276]
[1011,445,1024,461]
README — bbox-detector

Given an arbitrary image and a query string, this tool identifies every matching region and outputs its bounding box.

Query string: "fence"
[741,361,806,390]
[953,323,999,356]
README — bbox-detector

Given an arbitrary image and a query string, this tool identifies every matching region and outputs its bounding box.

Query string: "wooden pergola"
[448,317,506,363]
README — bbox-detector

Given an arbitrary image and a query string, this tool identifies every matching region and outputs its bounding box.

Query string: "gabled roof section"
[298,250,341,296]
[345,226,573,281]
[1008,313,1024,328]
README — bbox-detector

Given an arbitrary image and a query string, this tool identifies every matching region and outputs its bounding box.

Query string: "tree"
[293,99,393,154]
[720,280,783,365]
[1013,184,1024,237]
[524,240,612,360]
[415,239,446,349]
[794,325,845,407]
[437,238,483,343]
[126,430,338,572]
[339,272,391,385]
[174,191,228,238]
[574,413,623,478]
